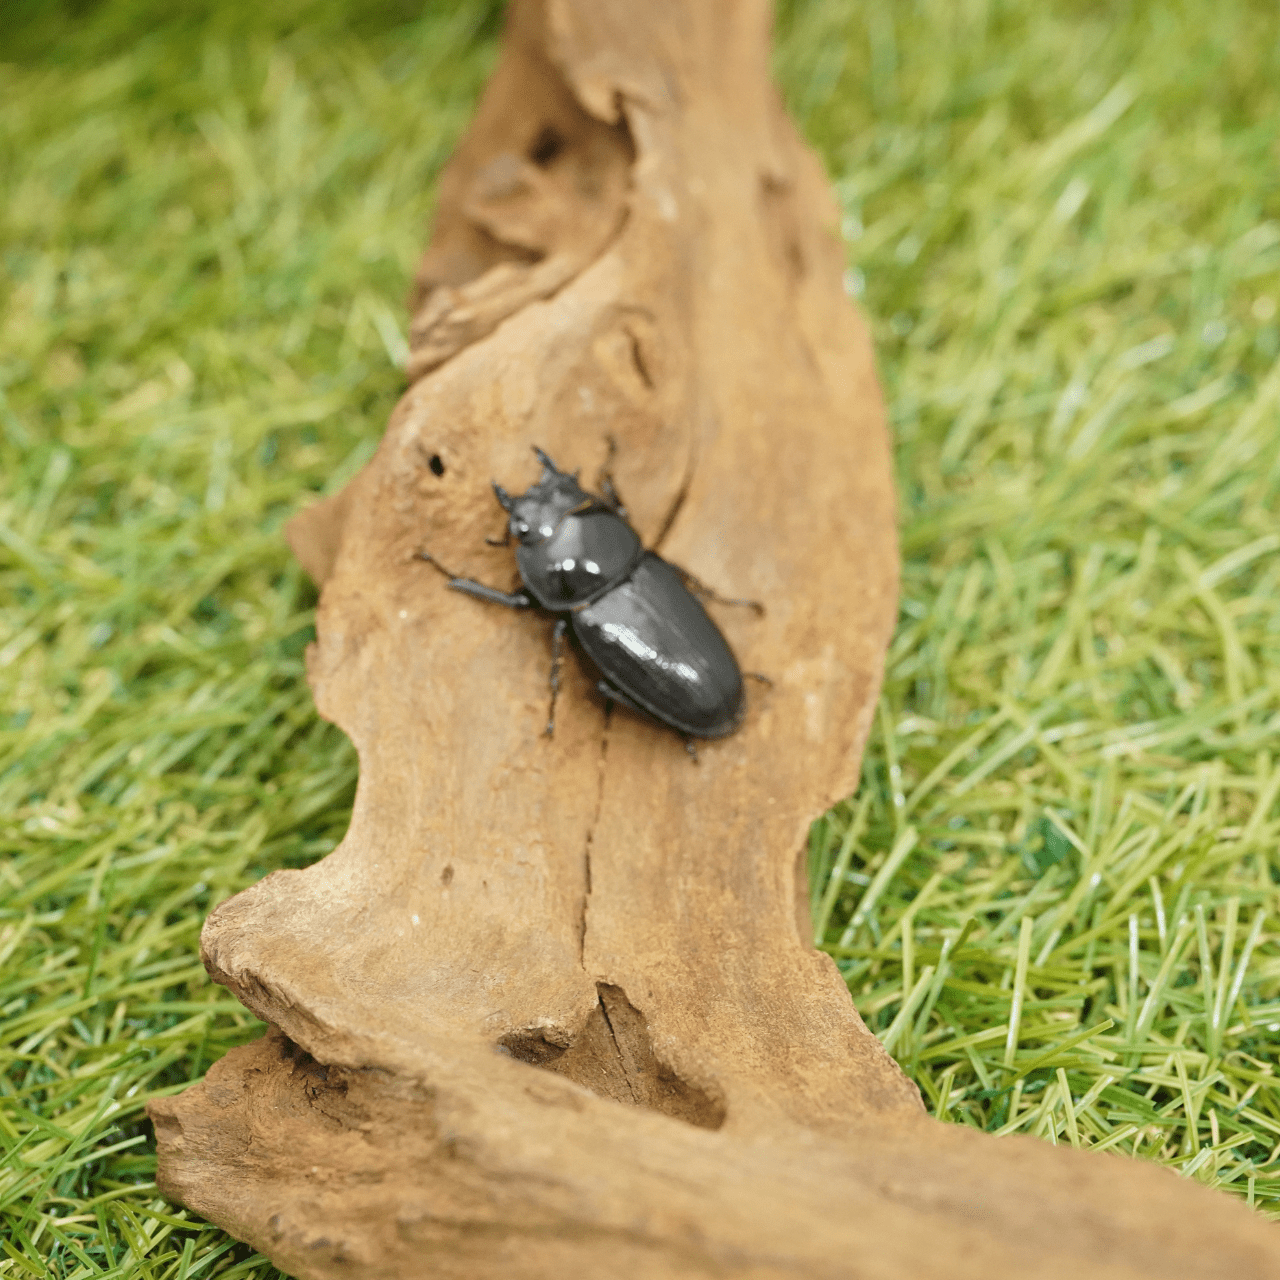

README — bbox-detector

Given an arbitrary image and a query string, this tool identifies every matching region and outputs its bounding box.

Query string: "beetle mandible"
[418,446,762,745]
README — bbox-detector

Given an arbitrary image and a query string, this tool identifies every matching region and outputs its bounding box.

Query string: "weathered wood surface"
[149,2,1280,1276]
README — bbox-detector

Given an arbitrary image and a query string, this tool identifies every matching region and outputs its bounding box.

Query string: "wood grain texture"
[149,2,1280,1275]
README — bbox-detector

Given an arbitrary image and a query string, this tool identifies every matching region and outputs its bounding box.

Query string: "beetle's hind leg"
[595,679,700,765]
[595,678,646,721]
[545,618,568,738]
[670,564,765,616]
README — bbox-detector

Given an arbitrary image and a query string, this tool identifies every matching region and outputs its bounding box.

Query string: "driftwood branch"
[149,2,1280,1276]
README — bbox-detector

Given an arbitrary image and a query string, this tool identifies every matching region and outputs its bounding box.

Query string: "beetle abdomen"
[574,554,745,738]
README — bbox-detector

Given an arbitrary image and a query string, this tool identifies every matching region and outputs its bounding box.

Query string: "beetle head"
[496,447,592,545]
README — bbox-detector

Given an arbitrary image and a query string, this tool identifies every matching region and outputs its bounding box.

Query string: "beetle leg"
[670,564,765,616]
[415,549,457,577]
[594,679,646,720]
[597,435,628,516]
[545,618,567,738]
[745,671,773,686]
[595,679,701,764]
[418,550,533,608]
[448,578,534,609]
[600,474,627,516]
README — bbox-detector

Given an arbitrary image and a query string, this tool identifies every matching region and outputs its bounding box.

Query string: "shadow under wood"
[500,983,727,1131]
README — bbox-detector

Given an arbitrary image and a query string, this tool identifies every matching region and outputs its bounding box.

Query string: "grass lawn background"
[2,0,1279,1274]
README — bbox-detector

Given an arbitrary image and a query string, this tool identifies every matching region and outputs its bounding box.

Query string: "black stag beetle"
[418,446,764,751]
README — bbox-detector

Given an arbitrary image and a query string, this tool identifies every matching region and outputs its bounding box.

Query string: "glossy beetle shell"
[453,447,749,741]
[575,554,745,737]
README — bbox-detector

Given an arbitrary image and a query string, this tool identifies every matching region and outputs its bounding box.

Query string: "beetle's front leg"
[597,435,628,516]
[416,550,533,609]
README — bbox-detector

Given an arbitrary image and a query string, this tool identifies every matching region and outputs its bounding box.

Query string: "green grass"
[789,0,1280,1217]
[2,0,1278,1274]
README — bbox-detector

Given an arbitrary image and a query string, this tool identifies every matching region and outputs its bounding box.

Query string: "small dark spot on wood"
[529,124,565,167]
[428,453,445,477]
[441,864,454,886]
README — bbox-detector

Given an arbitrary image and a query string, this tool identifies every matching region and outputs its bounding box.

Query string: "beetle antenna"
[532,446,560,475]
[492,482,513,511]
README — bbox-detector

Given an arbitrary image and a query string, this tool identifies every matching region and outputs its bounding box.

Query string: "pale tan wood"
[149,2,1280,1275]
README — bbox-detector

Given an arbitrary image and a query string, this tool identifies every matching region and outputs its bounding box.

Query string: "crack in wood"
[578,721,608,964]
